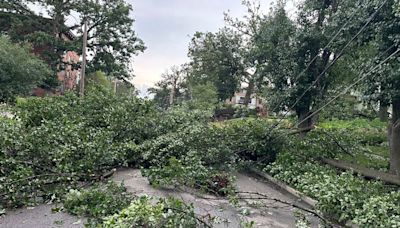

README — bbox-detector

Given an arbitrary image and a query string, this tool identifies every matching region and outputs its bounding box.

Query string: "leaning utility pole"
[80,20,88,97]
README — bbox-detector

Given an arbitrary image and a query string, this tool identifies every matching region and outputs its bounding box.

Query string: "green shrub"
[64,182,133,223]
[318,119,387,146]
[102,196,206,228]
[233,106,257,118]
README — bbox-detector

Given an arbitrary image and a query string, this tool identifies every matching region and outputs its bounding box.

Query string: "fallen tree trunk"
[321,158,400,186]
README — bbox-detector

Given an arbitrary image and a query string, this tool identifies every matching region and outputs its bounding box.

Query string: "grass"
[340,151,389,172]
[319,118,387,130]
[318,118,390,172]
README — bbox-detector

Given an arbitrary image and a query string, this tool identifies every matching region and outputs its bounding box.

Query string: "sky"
[29,0,295,94]
[129,0,295,89]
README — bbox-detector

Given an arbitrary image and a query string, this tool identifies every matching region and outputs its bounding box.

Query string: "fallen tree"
[321,158,400,186]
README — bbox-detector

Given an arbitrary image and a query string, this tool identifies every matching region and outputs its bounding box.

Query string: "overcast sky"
[30,0,295,90]
[129,0,295,88]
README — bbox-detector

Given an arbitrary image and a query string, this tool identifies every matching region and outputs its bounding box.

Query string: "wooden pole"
[80,20,88,97]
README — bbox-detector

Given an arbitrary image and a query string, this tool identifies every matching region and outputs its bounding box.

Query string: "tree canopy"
[0,36,50,102]
[0,0,145,82]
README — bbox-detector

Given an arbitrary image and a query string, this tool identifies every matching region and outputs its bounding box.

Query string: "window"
[238,97,245,104]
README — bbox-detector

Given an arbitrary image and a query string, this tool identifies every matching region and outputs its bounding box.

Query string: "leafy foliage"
[0,88,156,208]
[140,118,284,195]
[0,36,50,102]
[188,29,243,101]
[102,196,207,228]
[1,0,145,80]
[64,182,133,224]
[266,152,399,226]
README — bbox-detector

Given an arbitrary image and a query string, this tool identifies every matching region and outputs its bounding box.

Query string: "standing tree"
[149,65,188,109]
[188,29,243,102]
[362,0,400,175]
[75,0,146,79]
[188,82,218,111]
[255,1,297,114]
[259,0,368,131]
[224,0,264,106]
[0,36,50,102]
[0,0,145,84]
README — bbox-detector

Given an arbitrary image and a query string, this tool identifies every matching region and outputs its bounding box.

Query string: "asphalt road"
[0,169,320,228]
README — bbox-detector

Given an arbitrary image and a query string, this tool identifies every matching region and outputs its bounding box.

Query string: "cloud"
[128,0,278,87]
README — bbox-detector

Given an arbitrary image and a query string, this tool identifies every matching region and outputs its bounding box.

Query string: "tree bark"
[243,79,255,107]
[169,85,176,106]
[297,106,313,137]
[379,102,389,122]
[389,99,400,176]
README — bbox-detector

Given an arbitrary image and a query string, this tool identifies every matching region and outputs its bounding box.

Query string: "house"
[225,89,264,109]
[57,51,80,93]
[225,89,268,116]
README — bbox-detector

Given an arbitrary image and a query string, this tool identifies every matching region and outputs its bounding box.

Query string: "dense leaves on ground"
[265,120,399,227]
[64,182,133,225]
[63,181,206,228]
[267,153,400,227]
[1,87,399,227]
[102,196,207,228]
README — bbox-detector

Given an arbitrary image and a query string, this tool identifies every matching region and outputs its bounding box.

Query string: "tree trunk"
[243,79,255,107]
[297,106,313,137]
[389,99,400,175]
[169,87,175,106]
[379,102,388,122]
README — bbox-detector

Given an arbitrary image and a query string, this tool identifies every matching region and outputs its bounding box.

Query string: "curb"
[248,168,317,208]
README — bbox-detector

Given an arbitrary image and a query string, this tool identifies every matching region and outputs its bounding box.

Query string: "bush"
[318,119,387,146]
[102,196,207,228]
[64,182,133,224]
[0,36,50,102]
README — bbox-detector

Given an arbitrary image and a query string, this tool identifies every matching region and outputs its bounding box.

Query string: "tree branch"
[235,191,333,226]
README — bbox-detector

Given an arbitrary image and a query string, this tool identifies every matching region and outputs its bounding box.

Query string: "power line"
[294,47,400,129]
[253,46,400,168]
[264,0,388,133]
[266,1,363,115]
[285,0,388,114]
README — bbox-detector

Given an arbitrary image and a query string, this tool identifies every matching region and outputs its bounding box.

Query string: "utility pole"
[80,20,88,97]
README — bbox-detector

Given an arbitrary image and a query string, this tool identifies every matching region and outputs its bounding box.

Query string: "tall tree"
[149,65,188,109]
[224,0,264,106]
[75,0,146,79]
[255,1,297,114]
[188,29,243,102]
[259,0,367,132]
[0,0,145,83]
[363,0,400,175]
